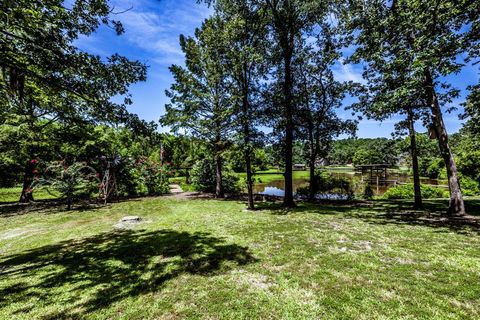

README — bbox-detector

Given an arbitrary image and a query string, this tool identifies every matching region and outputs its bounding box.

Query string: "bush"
[99,156,170,199]
[113,157,143,197]
[419,158,445,179]
[363,184,374,200]
[297,170,354,200]
[0,162,21,187]
[136,157,171,195]
[382,184,449,200]
[459,175,480,196]
[191,158,240,194]
[40,161,99,209]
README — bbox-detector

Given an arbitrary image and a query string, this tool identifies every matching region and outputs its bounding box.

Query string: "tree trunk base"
[282,199,296,208]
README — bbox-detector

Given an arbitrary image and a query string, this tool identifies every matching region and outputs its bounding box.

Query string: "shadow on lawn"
[340,199,480,235]
[252,198,480,234]
[0,229,257,319]
[0,197,146,218]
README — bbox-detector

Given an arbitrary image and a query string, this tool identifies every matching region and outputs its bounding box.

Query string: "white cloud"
[333,58,365,84]
[110,0,212,66]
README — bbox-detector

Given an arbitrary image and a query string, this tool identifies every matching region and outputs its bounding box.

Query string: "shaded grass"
[0,196,479,319]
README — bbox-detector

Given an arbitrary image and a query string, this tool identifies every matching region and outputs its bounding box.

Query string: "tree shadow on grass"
[341,199,480,235]
[250,197,480,234]
[0,197,146,218]
[252,200,369,216]
[0,229,257,319]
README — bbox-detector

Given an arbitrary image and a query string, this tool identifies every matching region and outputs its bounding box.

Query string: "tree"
[342,0,480,215]
[463,85,480,136]
[345,11,428,209]
[161,17,236,198]
[263,0,330,208]
[214,0,268,209]
[1,0,148,202]
[294,34,356,201]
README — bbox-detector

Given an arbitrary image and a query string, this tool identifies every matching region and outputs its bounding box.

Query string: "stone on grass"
[120,216,142,223]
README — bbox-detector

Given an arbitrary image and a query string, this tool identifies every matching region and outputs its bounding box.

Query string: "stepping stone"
[120,216,142,223]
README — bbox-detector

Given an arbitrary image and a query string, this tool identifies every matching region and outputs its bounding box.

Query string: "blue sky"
[75,0,479,138]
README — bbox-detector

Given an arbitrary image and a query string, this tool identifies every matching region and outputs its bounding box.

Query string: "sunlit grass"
[0,196,479,319]
[0,186,60,203]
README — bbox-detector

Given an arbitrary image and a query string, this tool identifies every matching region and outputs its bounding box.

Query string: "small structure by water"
[293,164,306,171]
[354,164,394,183]
[354,164,397,194]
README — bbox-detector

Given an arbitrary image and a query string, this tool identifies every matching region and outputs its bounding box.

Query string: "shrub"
[297,170,354,200]
[363,184,374,200]
[382,184,449,200]
[459,175,480,196]
[99,156,170,199]
[420,158,445,179]
[40,161,99,209]
[136,157,171,195]
[190,158,240,194]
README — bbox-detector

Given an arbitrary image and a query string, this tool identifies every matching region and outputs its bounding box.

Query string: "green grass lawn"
[1,196,480,319]
[0,186,60,203]
[237,170,310,183]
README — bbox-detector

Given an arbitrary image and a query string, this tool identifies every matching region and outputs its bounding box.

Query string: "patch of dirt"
[113,217,150,230]
[231,270,273,290]
[331,240,374,253]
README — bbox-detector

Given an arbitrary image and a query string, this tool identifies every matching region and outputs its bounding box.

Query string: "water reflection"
[259,187,285,197]
[252,170,446,197]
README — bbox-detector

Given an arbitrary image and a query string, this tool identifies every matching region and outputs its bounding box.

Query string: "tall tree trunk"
[282,46,295,208]
[244,143,255,209]
[20,100,36,203]
[19,160,35,203]
[243,93,255,210]
[407,108,423,209]
[307,122,316,201]
[424,69,465,215]
[214,148,224,199]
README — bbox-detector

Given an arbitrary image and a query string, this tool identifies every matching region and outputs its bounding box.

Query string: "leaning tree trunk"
[282,43,295,208]
[424,69,465,215]
[19,160,35,203]
[407,108,423,210]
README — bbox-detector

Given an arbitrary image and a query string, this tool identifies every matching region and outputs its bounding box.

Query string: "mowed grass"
[0,186,60,203]
[1,196,480,319]
[238,170,310,183]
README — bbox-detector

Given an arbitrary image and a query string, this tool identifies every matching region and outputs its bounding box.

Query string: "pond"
[252,170,446,197]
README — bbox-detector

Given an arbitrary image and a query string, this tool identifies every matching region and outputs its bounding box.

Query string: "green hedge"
[382,184,449,200]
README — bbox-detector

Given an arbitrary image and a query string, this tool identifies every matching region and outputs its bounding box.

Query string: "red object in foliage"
[30,159,38,165]
[32,169,38,174]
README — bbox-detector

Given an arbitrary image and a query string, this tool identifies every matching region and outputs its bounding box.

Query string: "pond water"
[252,170,446,197]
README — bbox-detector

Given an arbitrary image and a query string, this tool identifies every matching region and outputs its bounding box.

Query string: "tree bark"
[243,94,255,210]
[244,143,255,209]
[424,69,465,215]
[19,160,35,203]
[307,122,316,201]
[282,41,295,208]
[407,107,423,210]
[214,148,224,198]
